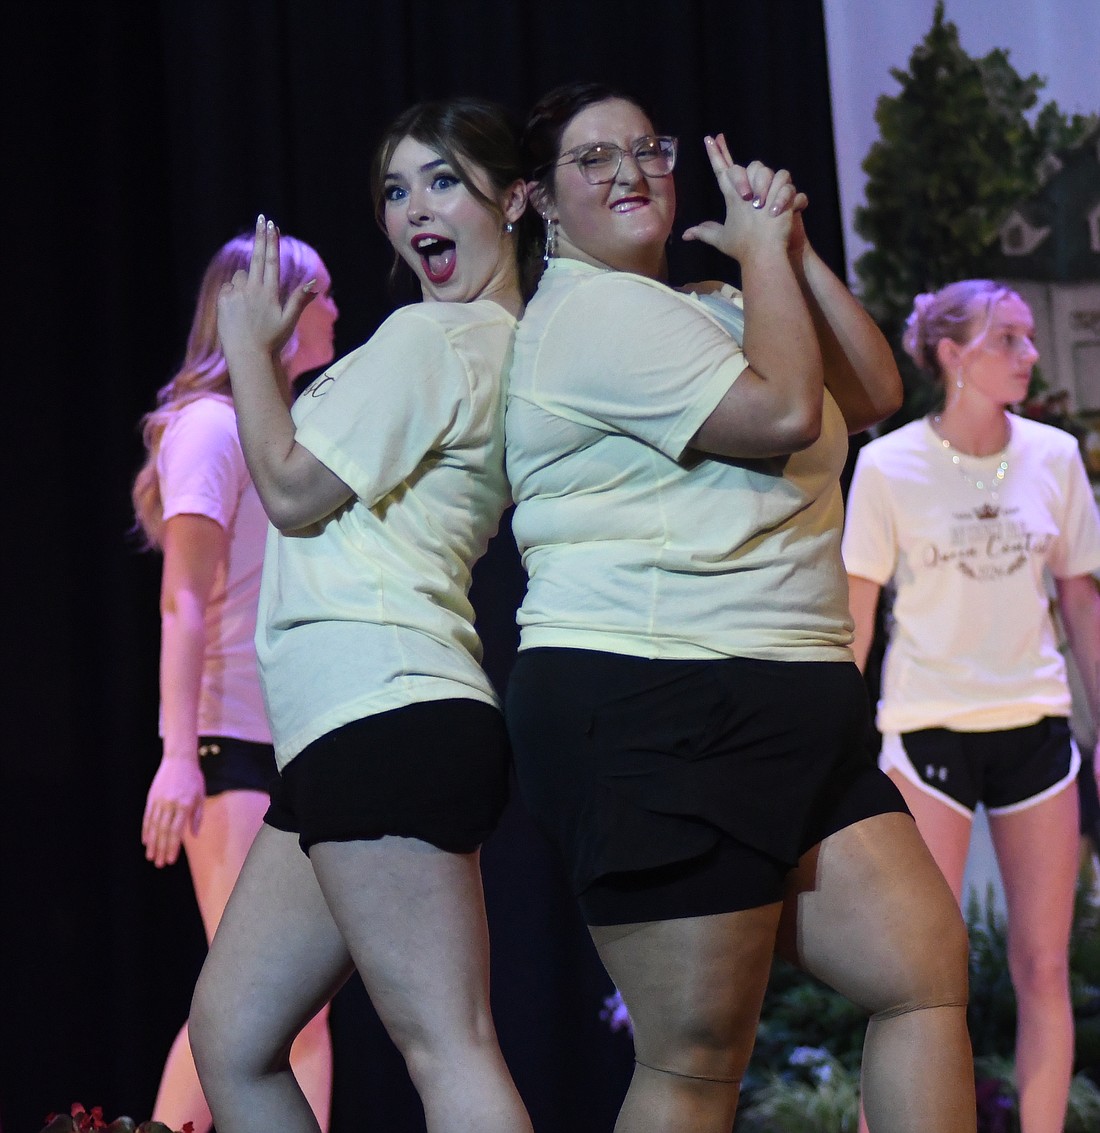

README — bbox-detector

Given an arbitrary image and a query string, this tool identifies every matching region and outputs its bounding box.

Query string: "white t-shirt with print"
[842,415,1100,733]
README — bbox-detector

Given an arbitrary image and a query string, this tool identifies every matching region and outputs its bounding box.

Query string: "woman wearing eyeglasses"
[844,280,1100,1133]
[504,82,976,1132]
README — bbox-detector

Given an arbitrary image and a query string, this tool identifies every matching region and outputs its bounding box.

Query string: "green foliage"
[963,883,1018,1059]
[974,1055,1100,1133]
[736,1050,859,1133]
[852,0,1097,422]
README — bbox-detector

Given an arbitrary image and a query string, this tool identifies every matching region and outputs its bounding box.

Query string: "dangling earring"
[955,368,965,390]
[543,219,558,264]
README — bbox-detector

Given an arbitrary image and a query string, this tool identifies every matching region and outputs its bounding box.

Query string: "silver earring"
[503,221,514,235]
[543,219,558,264]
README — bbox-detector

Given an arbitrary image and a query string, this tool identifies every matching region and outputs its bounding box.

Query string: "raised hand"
[682,134,807,262]
[217,215,318,364]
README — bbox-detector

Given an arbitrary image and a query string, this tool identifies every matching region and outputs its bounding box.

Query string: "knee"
[1008,942,1070,1002]
[871,899,971,1019]
[395,1006,500,1087]
[633,1012,753,1084]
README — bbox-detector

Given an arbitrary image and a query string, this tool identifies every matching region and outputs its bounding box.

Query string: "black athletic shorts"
[264,698,511,855]
[881,716,1078,817]
[198,735,279,797]
[506,648,908,925]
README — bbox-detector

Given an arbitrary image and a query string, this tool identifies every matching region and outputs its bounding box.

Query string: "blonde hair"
[901,279,1020,380]
[131,231,323,548]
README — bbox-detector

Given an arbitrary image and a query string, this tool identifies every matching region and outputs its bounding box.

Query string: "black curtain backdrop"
[2,3,845,1130]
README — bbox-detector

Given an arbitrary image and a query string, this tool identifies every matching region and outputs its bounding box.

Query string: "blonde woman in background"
[844,279,1100,1133]
[132,232,338,1132]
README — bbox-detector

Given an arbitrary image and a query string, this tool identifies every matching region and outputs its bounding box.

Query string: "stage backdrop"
[2,3,843,1131]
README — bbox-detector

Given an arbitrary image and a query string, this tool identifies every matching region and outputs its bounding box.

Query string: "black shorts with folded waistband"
[264,698,511,855]
[506,648,908,925]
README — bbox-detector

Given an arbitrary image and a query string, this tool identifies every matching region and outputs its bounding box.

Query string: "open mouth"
[612,196,649,213]
[412,234,457,284]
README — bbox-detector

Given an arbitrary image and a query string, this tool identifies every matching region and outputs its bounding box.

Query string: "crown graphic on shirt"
[974,502,1001,520]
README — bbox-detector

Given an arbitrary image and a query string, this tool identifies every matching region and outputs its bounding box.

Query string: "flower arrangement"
[38,1103,191,1133]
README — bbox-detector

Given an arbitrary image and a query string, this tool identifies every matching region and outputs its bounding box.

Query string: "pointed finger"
[249,214,267,281]
[264,219,281,290]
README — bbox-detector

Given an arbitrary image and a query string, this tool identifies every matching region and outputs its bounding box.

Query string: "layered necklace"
[930,414,1011,501]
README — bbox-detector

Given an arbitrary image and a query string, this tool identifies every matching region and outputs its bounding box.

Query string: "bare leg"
[309,836,532,1133]
[190,824,353,1133]
[154,792,334,1133]
[853,771,975,1133]
[989,784,1078,1133]
[780,812,976,1133]
[884,769,974,904]
[589,904,782,1133]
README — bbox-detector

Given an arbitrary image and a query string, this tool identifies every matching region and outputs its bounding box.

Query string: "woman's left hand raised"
[217,214,318,363]
[682,134,808,260]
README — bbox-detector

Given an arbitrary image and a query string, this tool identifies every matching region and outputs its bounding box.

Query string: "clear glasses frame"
[550,135,678,185]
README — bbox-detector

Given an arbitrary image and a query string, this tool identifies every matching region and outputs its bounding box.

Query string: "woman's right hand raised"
[681,134,807,262]
[216,215,318,364]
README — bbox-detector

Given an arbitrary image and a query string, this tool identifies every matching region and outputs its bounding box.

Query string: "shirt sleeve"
[157,399,246,530]
[1047,443,1100,579]
[293,307,469,508]
[841,448,899,585]
[534,273,747,461]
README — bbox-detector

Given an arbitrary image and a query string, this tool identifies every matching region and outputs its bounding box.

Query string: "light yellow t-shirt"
[257,300,514,768]
[506,258,853,661]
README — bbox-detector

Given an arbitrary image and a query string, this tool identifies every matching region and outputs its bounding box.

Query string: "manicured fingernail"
[257,213,265,226]
[303,279,317,293]
[267,219,274,231]
[770,204,781,215]
[752,197,764,209]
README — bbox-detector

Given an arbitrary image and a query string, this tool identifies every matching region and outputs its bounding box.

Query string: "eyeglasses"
[548,135,678,185]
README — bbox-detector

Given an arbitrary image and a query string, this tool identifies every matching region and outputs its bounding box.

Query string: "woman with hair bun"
[133,231,338,1132]
[844,279,1100,1133]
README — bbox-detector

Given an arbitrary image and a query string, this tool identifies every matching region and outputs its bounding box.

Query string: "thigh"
[183,788,270,940]
[988,783,1079,958]
[309,836,495,1044]
[590,905,781,1076]
[886,769,973,903]
[778,812,969,1014]
[194,824,353,1051]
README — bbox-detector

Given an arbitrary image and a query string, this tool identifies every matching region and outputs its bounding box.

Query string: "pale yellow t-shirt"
[506,258,853,661]
[257,300,514,768]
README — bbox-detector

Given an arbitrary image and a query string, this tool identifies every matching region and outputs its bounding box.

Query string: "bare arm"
[847,573,883,674]
[790,233,903,435]
[1055,573,1100,779]
[217,217,353,531]
[683,141,823,459]
[141,514,225,868]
